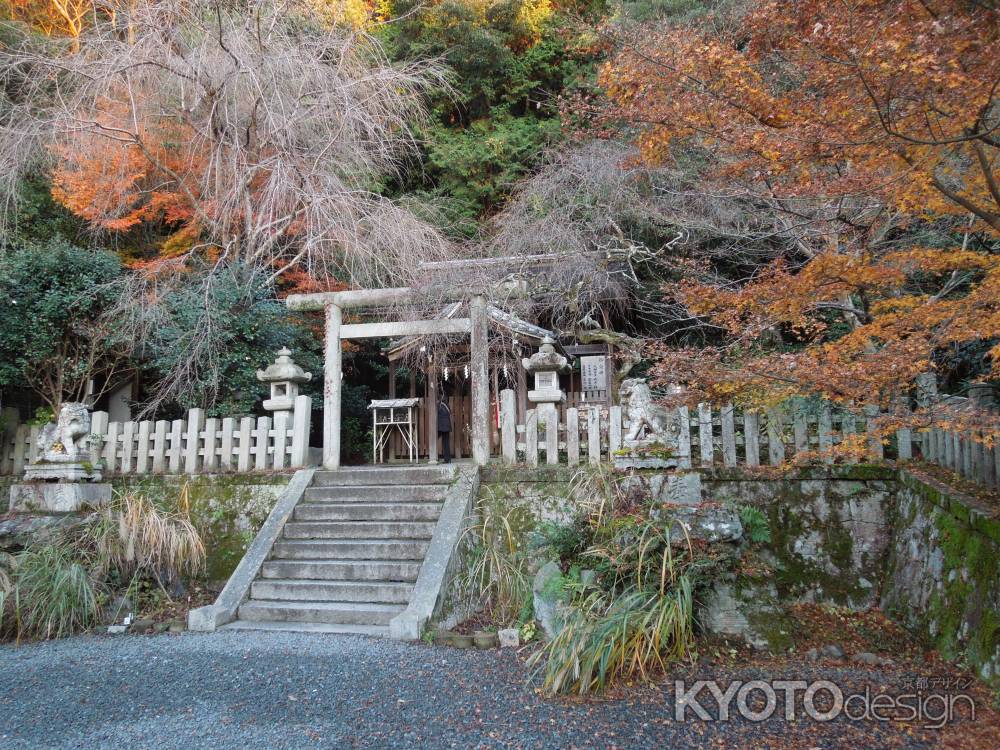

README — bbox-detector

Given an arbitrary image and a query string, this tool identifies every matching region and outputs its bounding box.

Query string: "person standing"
[437,396,453,463]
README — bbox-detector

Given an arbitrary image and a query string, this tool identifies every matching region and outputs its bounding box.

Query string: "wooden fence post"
[237,417,254,472]
[135,420,152,474]
[220,417,235,471]
[290,395,312,467]
[793,407,808,455]
[90,410,109,468]
[543,408,558,466]
[609,405,622,455]
[152,420,168,474]
[525,409,538,468]
[254,415,272,470]
[698,403,713,467]
[103,422,120,475]
[721,405,737,468]
[677,405,692,469]
[818,406,833,464]
[12,424,29,475]
[272,412,288,470]
[202,417,219,471]
[743,411,760,467]
[184,408,205,474]
[120,421,135,475]
[588,407,601,466]
[168,419,185,474]
[500,389,517,465]
[566,407,580,466]
[766,407,785,465]
[864,405,883,460]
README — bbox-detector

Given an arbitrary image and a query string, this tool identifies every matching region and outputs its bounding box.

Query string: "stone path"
[0,631,962,749]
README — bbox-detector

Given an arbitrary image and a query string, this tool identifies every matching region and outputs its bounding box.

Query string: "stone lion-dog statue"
[35,402,91,463]
[620,378,679,447]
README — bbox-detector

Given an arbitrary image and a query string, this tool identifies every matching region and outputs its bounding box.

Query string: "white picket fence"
[0,396,312,477]
[497,388,1000,489]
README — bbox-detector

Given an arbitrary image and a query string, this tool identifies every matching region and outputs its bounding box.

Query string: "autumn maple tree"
[598,0,1000,442]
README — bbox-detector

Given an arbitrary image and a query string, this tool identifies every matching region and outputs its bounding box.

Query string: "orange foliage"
[601,0,1000,439]
[49,99,205,256]
[600,0,1000,232]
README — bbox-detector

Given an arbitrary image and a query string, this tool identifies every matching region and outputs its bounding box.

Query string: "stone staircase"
[222,465,457,636]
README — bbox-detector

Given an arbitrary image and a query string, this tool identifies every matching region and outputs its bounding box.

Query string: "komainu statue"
[620,378,680,448]
[35,402,91,463]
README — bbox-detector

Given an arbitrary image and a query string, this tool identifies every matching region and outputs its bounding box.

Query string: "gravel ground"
[0,630,976,749]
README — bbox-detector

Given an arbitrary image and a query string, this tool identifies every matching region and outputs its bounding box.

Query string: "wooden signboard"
[580,356,607,393]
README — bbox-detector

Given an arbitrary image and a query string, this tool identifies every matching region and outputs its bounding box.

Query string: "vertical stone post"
[470,295,490,465]
[324,304,343,469]
[915,371,938,460]
[427,364,439,464]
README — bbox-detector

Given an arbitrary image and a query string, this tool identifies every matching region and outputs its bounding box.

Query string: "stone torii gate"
[286,288,491,469]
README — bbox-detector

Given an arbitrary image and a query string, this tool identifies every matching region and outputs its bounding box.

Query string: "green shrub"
[528,578,694,695]
[2,545,100,640]
[533,520,588,561]
[738,504,771,544]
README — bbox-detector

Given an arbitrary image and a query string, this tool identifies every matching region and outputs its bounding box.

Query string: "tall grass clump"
[1,488,205,641]
[83,490,206,586]
[528,579,693,695]
[461,487,534,624]
[2,545,100,640]
[527,465,717,696]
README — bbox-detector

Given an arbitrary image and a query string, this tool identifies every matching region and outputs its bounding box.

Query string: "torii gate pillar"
[323,303,343,469]
[470,295,490,466]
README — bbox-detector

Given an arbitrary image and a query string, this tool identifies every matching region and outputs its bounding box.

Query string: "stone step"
[220,620,389,637]
[282,520,436,540]
[261,559,421,582]
[272,539,430,560]
[304,485,445,503]
[312,466,456,486]
[237,599,405,626]
[294,502,443,522]
[220,620,390,637]
[251,578,413,604]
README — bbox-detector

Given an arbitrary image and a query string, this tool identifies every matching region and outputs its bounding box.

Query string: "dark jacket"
[437,400,452,433]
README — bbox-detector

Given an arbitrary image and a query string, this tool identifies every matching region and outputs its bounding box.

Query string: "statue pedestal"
[613,452,680,471]
[11,463,109,514]
[24,462,102,482]
[9,481,111,514]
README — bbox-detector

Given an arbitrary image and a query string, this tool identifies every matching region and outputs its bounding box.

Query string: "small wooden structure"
[368,398,419,463]
[381,305,615,462]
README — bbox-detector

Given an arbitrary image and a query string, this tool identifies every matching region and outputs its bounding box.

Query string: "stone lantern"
[521,336,568,430]
[257,348,312,420]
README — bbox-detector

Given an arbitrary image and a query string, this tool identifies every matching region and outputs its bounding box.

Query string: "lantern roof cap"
[256,347,312,384]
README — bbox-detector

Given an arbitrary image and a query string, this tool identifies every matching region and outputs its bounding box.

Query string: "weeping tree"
[0,0,459,409]
[0,0,452,285]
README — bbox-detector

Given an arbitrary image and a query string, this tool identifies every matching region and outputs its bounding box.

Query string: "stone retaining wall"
[478,464,999,689]
[2,474,289,581]
[882,471,1000,688]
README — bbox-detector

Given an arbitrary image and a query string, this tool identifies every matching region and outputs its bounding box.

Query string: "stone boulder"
[532,560,568,640]
[620,471,703,507]
[699,578,795,652]
[661,504,743,545]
